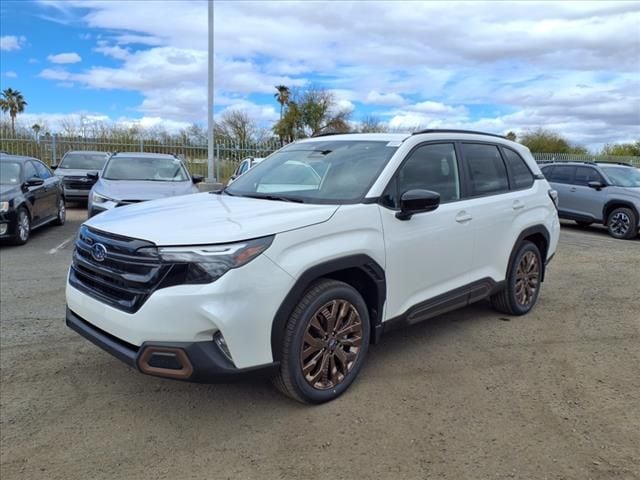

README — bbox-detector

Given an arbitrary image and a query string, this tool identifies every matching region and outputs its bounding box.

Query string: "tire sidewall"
[56,197,66,225]
[607,207,637,240]
[507,242,542,315]
[287,284,370,403]
[15,208,30,245]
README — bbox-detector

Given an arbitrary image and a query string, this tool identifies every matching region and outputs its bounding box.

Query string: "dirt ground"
[1,208,639,480]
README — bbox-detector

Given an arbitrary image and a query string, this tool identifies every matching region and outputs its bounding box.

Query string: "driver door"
[379,142,475,322]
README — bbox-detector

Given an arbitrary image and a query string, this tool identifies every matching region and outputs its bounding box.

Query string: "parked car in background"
[88,152,202,217]
[540,162,640,239]
[66,130,559,403]
[53,151,111,203]
[0,153,65,245]
[227,157,265,185]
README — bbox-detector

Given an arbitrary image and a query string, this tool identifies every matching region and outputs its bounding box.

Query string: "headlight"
[140,236,274,285]
[92,191,114,204]
[0,201,9,213]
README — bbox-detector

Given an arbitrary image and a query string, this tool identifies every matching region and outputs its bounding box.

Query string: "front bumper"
[66,308,279,382]
[0,209,17,238]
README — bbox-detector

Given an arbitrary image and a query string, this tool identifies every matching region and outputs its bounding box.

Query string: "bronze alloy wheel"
[514,251,539,306]
[300,299,363,390]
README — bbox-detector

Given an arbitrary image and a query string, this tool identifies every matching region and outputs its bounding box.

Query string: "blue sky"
[1,0,639,149]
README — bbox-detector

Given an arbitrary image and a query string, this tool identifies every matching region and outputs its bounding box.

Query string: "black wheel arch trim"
[507,225,551,282]
[270,254,386,362]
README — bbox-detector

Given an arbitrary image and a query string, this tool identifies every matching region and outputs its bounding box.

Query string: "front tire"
[12,208,31,245]
[273,279,370,404]
[607,207,637,240]
[53,197,66,226]
[491,241,542,316]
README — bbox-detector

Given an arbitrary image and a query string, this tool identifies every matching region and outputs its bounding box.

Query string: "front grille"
[69,226,171,313]
[63,176,95,191]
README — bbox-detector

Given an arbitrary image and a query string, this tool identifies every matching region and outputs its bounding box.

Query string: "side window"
[574,166,604,186]
[461,143,509,196]
[547,165,574,184]
[385,143,460,207]
[238,160,249,175]
[23,161,38,180]
[33,161,52,179]
[503,148,534,189]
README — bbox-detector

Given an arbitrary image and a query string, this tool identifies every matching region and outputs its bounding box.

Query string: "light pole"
[207,0,215,182]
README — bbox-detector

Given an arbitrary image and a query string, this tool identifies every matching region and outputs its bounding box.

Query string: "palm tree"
[32,124,41,142]
[0,88,28,135]
[274,85,290,121]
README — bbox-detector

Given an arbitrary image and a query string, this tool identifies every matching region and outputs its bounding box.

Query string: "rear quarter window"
[503,148,534,189]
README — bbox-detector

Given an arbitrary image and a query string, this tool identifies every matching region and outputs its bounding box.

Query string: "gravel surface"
[1,210,639,480]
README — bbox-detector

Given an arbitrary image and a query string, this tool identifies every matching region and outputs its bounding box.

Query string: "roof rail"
[411,129,506,139]
[311,131,351,138]
[595,161,633,167]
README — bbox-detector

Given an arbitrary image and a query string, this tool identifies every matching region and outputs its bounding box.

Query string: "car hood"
[85,192,339,245]
[0,184,20,199]
[94,178,196,201]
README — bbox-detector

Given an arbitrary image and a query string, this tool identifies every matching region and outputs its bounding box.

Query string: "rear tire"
[273,279,370,404]
[491,241,542,316]
[53,197,66,226]
[12,208,31,245]
[606,207,637,240]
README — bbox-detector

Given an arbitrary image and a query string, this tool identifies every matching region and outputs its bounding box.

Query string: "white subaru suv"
[66,130,560,403]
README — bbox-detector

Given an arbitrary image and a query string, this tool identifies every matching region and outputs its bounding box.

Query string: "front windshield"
[59,153,108,170]
[226,140,399,203]
[0,162,21,185]
[102,156,190,181]
[601,166,640,187]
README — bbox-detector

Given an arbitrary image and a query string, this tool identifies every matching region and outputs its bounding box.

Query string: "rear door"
[23,161,47,223]
[543,165,575,215]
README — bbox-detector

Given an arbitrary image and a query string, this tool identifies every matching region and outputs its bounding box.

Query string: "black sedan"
[0,153,65,245]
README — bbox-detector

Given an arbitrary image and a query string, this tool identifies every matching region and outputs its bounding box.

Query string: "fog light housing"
[0,223,7,236]
[214,331,233,363]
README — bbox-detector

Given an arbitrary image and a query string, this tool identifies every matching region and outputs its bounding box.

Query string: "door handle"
[512,200,525,210]
[455,211,472,223]
[569,187,577,192]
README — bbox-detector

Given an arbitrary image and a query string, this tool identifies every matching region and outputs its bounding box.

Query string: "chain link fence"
[1,135,639,182]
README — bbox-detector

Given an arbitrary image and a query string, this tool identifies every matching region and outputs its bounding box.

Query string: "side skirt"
[381,278,505,335]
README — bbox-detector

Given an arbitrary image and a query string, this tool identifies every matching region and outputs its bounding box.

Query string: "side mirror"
[192,174,204,184]
[86,171,99,181]
[25,177,45,187]
[588,181,605,190]
[50,164,58,170]
[396,189,441,220]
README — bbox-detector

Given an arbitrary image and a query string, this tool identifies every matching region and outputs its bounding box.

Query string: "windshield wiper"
[241,193,305,203]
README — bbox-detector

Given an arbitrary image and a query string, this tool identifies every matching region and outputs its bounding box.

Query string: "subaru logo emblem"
[91,243,107,262]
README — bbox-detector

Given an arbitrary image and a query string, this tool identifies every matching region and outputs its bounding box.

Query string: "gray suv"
[540,162,640,239]
[53,151,111,202]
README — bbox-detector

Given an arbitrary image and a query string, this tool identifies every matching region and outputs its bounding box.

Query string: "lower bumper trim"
[65,307,279,383]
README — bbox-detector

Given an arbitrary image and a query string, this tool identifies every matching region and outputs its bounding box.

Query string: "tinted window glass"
[574,166,604,186]
[462,143,509,196]
[547,165,574,184]
[59,153,108,170]
[386,143,460,207]
[33,161,52,179]
[503,148,534,189]
[23,161,37,179]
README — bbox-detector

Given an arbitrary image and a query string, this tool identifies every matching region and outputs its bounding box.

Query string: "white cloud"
[5,71,18,78]
[0,35,26,51]
[47,52,82,64]
[32,0,640,148]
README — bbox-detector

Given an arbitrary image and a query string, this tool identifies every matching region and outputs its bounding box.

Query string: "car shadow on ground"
[560,220,639,241]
